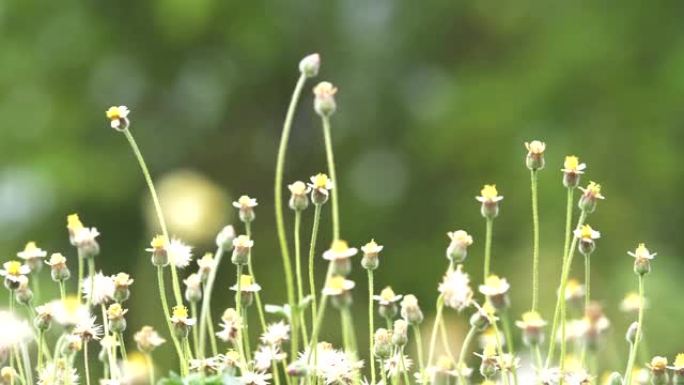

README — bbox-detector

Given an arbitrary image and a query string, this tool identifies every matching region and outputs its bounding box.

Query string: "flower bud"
[578,181,604,213]
[216,225,236,250]
[14,277,33,305]
[400,295,424,325]
[446,230,473,263]
[309,173,333,205]
[299,53,320,78]
[360,240,383,271]
[231,235,253,266]
[562,156,586,189]
[288,181,311,211]
[313,82,337,117]
[112,273,133,303]
[184,273,203,303]
[469,306,492,331]
[373,328,392,359]
[626,321,639,344]
[148,235,169,267]
[478,345,499,379]
[391,319,408,347]
[525,140,546,171]
[47,253,71,282]
[476,185,503,220]
[629,243,656,276]
[233,195,257,223]
[515,311,547,347]
[107,303,128,333]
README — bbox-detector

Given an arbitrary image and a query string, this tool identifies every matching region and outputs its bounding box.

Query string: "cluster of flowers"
[0,54,677,385]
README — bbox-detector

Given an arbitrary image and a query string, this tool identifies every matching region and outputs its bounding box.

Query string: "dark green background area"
[1,0,683,376]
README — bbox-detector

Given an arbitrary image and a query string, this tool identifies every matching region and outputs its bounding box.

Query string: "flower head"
[170,305,196,326]
[239,370,273,385]
[37,359,79,385]
[0,261,30,283]
[308,173,334,205]
[668,353,684,372]
[628,243,656,261]
[106,105,130,131]
[361,239,383,256]
[323,240,358,261]
[254,345,287,371]
[313,81,338,116]
[562,156,586,174]
[49,296,90,326]
[233,195,258,222]
[261,321,291,346]
[479,275,511,297]
[620,291,647,313]
[113,272,134,288]
[230,274,262,293]
[525,140,546,170]
[446,230,473,263]
[134,326,166,353]
[525,140,546,155]
[17,241,47,262]
[216,309,243,343]
[82,272,115,305]
[46,253,67,267]
[476,185,503,203]
[374,286,402,305]
[574,225,600,241]
[73,316,103,341]
[647,356,668,372]
[167,238,193,268]
[438,265,473,311]
[629,243,656,276]
[322,275,355,296]
[299,53,321,78]
[578,181,605,212]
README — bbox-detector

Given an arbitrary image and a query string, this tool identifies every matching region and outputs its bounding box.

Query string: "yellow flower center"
[480,184,499,200]
[150,235,167,249]
[521,311,543,323]
[380,286,396,301]
[330,240,350,253]
[484,275,504,289]
[579,224,595,239]
[634,243,650,259]
[674,353,684,368]
[106,106,123,120]
[238,195,252,206]
[107,303,123,318]
[586,181,602,195]
[172,305,189,319]
[482,343,497,357]
[114,273,131,286]
[326,276,346,291]
[67,213,84,231]
[23,242,38,252]
[6,261,22,275]
[313,173,330,189]
[49,253,66,265]
[239,274,254,287]
[564,156,580,171]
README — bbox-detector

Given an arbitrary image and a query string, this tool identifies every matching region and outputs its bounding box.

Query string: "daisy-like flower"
[231,235,254,266]
[218,350,242,374]
[374,286,402,306]
[239,370,273,385]
[476,184,503,219]
[438,265,473,311]
[478,275,510,309]
[197,253,216,281]
[561,155,586,188]
[46,253,70,282]
[112,272,134,303]
[106,105,130,131]
[254,345,287,371]
[0,261,31,288]
[233,195,258,223]
[647,356,668,377]
[230,274,262,293]
[525,140,546,170]
[189,357,221,374]
[67,213,84,244]
[574,224,600,256]
[50,296,90,326]
[170,305,196,327]
[167,238,193,268]
[563,278,585,305]
[620,291,647,314]
[446,230,473,263]
[383,352,413,377]
[17,241,48,271]
[260,321,290,346]
[184,273,203,302]
[322,275,355,296]
[667,353,684,375]
[629,243,656,276]
[146,234,169,267]
[71,221,101,258]
[515,311,547,346]
[305,342,364,385]
[134,326,166,353]
[313,81,338,117]
[565,369,592,385]
[360,239,383,270]
[323,240,358,261]
[308,173,334,205]
[578,181,605,213]
[82,272,115,305]
[0,311,32,350]
[73,316,103,341]
[34,303,55,330]
[216,312,243,343]
[288,181,311,211]
[37,359,79,385]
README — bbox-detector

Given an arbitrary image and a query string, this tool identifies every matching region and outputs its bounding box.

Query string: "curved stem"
[623,276,645,385]
[530,169,540,311]
[484,218,493,280]
[502,310,515,354]
[144,353,155,385]
[368,270,376,384]
[293,210,309,353]
[118,332,128,363]
[308,205,322,329]
[245,222,267,332]
[412,325,425,380]
[191,302,200,358]
[274,74,307,332]
[156,266,186,374]
[426,295,444,369]
[580,253,591,365]
[321,116,340,241]
[87,259,95,309]
[457,326,477,385]
[199,246,224,358]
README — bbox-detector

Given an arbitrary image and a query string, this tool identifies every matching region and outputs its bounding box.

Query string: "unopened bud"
[216,225,236,250]
[626,321,639,344]
[299,53,320,78]
[391,319,408,347]
[313,81,337,117]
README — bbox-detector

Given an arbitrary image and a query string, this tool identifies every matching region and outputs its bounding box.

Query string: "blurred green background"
[2,0,684,377]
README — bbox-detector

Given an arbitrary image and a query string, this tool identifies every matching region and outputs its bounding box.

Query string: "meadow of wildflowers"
[0,54,679,385]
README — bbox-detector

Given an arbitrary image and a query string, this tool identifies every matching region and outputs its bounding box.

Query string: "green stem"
[206,307,218,357]
[308,204,322,329]
[623,275,645,385]
[59,281,66,302]
[156,266,186,374]
[144,353,156,385]
[118,332,128,363]
[191,302,200,358]
[502,310,515,355]
[198,246,223,358]
[368,270,376,384]
[243,307,252,361]
[492,321,510,385]
[412,325,425,379]
[457,326,477,385]
[83,343,91,385]
[484,218,493,280]
[426,295,444,369]
[294,210,309,353]
[77,251,84,304]
[235,264,246,363]
[37,330,44,370]
[245,222,267,333]
[439,315,456,363]
[87,259,95,309]
[530,169,540,311]
[580,253,591,365]
[321,116,340,241]
[400,347,411,385]
[31,276,41,304]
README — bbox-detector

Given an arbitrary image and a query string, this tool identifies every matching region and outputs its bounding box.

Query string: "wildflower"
[578,181,605,213]
[301,342,363,384]
[231,235,254,265]
[495,352,520,373]
[565,369,592,385]
[170,305,196,339]
[190,357,221,375]
[563,278,585,307]
[401,294,424,325]
[478,274,510,309]
[446,230,473,263]
[50,296,90,326]
[383,352,412,377]
[0,260,30,290]
[34,303,54,331]
[147,235,169,266]
[438,265,473,311]
[239,370,272,385]
[197,252,216,281]
[233,195,258,223]
[647,356,669,385]
[469,302,496,331]
[620,291,647,314]
[134,326,166,353]
[37,359,79,385]
[474,343,499,378]
[476,185,503,219]
[73,316,103,341]
[288,181,311,211]
[106,303,128,333]
[308,173,334,205]
[299,53,321,78]
[323,275,355,308]
[216,309,243,343]
[230,274,262,307]
[82,272,115,305]
[313,81,338,117]
[167,238,193,268]
[668,354,684,383]
[561,155,586,188]
[46,253,71,282]
[112,272,134,303]
[62,334,83,354]
[525,140,546,170]
[323,240,358,276]
[629,243,656,276]
[0,311,32,350]
[106,105,130,131]
[574,224,600,256]
[515,311,547,346]
[184,273,203,303]
[260,321,290,346]
[216,225,237,250]
[17,241,47,272]
[360,239,383,270]
[67,213,84,245]
[373,328,392,358]
[14,276,33,305]
[375,286,402,320]
[254,345,287,371]
[391,319,409,346]
[218,350,242,375]
[68,216,101,258]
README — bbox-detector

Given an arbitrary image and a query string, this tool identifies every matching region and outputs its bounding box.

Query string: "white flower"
[573,225,601,241]
[254,345,287,371]
[190,357,221,374]
[383,353,412,377]
[73,316,103,341]
[49,297,90,326]
[82,272,115,305]
[628,243,656,261]
[239,371,272,385]
[322,240,358,261]
[438,265,473,311]
[0,261,31,282]
[38,359,79,385]
[167,238,193,268]
[260,321,290,346]
[134,326,166,352]
[300,343,363,385]
[233,195,258,209]
[0,311,32,349]
[73,227,100,246]
[184,273,202,290]
[17,241,48,260]
[106,105,130,130]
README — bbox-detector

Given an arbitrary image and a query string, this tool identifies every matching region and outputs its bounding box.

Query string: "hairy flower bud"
[625,321,639,344]
[299,53,320,78]
[373,328,392,359]
[216,225,236,251]
[391,319,408,347]
[400,295,424,325]
[313,82,337,117]
[525,140,546,171]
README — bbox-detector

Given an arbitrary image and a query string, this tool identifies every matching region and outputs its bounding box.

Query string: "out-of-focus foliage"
[2,0,684,374]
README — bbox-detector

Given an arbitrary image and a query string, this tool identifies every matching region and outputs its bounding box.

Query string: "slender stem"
[341,310,351,352]
[272,362,282,385]
[274,74,307,350]
[87,259,95,309]
[368,270,376,384]
[245,222,267,333]
[11,347,26,385]
[235,264,246,362]
[156,266,186,373]
[20,345,31,385]
[580,253,591,365]
[118,333,128,363]
[144,353,156,385]
[206,308,218,357]
[191,302,200,358]
[492,321,510,385]
[439,316,456,362]
[623,275,645,385]
[321,116,340,241]
[198,246,224,358]
[83,344,91,385]
[400,347,411,385]
[426,295,444,368]
[484,218,493,280]
[59,281,66,302]
[294,210,309,353]
[530,169,540,311]
[457,326,477,385]
[101,304,118,379]
[31,276,41,304]
[243,307,252,361]
[534,345,543,374]
[412,325,425,376]
[502,310,515,354]
[545,209,586,368]
[308,205,322,329]
[37,330,44,370]
[77,251,84,304]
